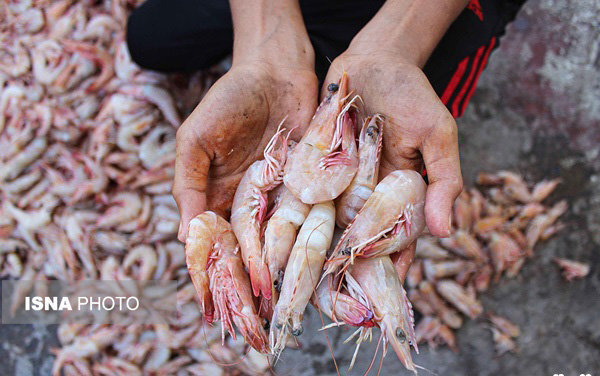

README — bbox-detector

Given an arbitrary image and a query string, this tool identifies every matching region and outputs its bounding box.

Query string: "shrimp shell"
[325,170,426,277]
[284,73,359,204]
[335,114,384,228]
[231,123,290,300]
[185,212,268,353]
[263,185,311,304]
[271,201,335,354]
[349,256,418,374]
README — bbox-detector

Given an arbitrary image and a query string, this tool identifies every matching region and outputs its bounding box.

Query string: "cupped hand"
[173,63,318,241]
[323,51,463,240]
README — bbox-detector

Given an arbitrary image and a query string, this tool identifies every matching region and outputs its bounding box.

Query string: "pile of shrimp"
[1,0,268,375]
[409,171,576,356]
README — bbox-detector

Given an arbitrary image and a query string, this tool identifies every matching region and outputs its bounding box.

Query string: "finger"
[173,125,210,242]
[391,241,416,283]
[421,112,463,237]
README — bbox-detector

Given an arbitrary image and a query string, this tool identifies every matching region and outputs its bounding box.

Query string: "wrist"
[230,0,314,70]
[347,0,469,68]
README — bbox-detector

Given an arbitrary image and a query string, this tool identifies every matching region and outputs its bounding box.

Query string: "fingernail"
[178,221,184,240]
[447,214,453,236]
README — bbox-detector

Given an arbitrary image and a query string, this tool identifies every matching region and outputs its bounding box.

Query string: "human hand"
[173,0,318,242]
[324,52,463,238]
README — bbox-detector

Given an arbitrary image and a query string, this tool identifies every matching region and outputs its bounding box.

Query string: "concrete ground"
[2,0,599,375]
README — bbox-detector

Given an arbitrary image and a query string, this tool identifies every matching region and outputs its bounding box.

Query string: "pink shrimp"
[553,258,590,281]
[312,273,374,328]
[231,123,289,300]
[435,279,483,319]
[120,84,181,127]
[185,211,269,353]
[284,72,359,204]
[263,184,311,303]
[349,256,419,374]
[271,201,335,354]
[324,170,426,277]
[62,40,114,92]
[335,114,384,227]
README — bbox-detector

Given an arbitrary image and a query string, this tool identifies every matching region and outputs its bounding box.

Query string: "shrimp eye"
[275,322,283,330]
[328,83,339,92]
[366,125,379,138]
[263,319,270,330]
[292,327,303,336]
[396,328,406,343]
[274,271,284,292]
[342,247,351,256]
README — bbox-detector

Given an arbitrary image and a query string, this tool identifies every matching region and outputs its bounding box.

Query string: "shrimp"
[487,312,520,338]
[120,84,181,127]
[531,178,561,202]
[231,123,289,300]
[122,244,157,280]
[62,40,114,92]
[335,114,384,227]
[553,258,590,281]
[324,170,426,277]
[0,137,47,182]
[349,256,418,374]
[185,212,268,353]
[138,125,175,169]
[32,40,68,85]
[284,73,359,204]
[415,237,451,260]
[423,259,476,281]
[52,327,120,376]
[0,39,31,78]
[418,281,463,329]
[271,201,335,354]
[526,200,567,249]
[263,185,311,303]
[435,279,483,319]
[489,232,522,280]
[97,192,143,229]
[311,273,374,327]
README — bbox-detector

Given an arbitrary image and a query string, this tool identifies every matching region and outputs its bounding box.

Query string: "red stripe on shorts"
[459,37,497,117]
[441,57,470,106]
[451,44,486,117]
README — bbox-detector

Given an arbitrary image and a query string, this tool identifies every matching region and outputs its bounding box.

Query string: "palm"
[178,64,318,216]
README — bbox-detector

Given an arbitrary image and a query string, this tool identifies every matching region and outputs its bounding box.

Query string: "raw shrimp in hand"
[325,170,426,277]
[230,124,290,300]
[284,73,359,204]
[349,256,419,374]
[271,201,335,354]
[263,184,311,303]
[336,113,384,227]
[185,212,268,353]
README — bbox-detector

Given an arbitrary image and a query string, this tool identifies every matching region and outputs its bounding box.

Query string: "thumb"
[172,126,210,242]
[421,113,463,237]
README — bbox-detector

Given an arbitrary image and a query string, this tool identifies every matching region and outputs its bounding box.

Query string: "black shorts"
[126,0,526,118]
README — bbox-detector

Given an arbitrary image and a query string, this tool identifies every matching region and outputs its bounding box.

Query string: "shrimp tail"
[249,259,272,300]
[189,269,214,324]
